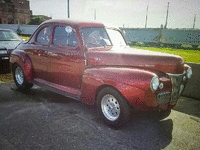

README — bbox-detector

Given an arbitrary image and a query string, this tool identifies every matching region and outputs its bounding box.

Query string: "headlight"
[0,50,7,54]
[150,76,160,91]
[186,67,192,79]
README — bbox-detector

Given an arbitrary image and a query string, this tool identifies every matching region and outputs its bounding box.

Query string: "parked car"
[0,29,22,72]
[10,19,192,127]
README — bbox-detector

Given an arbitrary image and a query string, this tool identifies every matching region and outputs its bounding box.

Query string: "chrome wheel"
[101,94,120,121]
[15,67,24,85]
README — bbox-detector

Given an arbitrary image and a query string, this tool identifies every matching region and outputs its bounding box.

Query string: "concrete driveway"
[0,82,200,150]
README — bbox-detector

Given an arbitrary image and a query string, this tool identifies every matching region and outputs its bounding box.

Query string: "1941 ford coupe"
[10,19,192,127]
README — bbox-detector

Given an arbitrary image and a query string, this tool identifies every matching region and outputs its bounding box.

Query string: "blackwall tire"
[13,64,33,90]
[97,87,131,128]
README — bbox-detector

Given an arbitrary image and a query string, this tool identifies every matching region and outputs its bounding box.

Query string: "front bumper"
[0,54,10,70]
[168,73,186,105]
[0,56,9,60]
[0,48,9,61]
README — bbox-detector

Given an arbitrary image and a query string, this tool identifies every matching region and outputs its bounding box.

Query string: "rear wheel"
[97,87,131,128]
[13,64,33,90]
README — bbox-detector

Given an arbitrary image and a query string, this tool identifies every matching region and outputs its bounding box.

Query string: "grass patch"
[133,46,200,64]
[0,73,13,83]
[20,35,30,40]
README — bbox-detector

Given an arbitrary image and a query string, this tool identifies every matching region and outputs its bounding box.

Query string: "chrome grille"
[167,73,185,105]
[157,92,171,104]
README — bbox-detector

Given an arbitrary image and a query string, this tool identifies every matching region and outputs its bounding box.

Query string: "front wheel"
[13,64,33,90]
[97,87,131,128]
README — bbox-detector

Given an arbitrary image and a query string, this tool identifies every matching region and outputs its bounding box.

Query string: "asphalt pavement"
[0,82,200,150]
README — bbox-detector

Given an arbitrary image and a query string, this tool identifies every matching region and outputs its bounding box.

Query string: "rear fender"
[10,49,33,82]
[81,67,157,108]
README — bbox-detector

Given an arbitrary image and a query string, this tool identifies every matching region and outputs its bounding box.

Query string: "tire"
[13,64,33,90]
[97,87,131,128]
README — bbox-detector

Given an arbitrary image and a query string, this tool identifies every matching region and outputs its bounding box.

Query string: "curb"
[182,63,200,100]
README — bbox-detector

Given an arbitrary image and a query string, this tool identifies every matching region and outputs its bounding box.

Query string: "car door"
[26,25,51,80]
[47,24,85,89]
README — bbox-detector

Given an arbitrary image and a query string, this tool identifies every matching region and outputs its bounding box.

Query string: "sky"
[29,0,200,29]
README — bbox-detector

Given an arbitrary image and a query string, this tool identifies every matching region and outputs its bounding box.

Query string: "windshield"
[106,28,127,47]
[0,30,21,41]
[80,27,112,47]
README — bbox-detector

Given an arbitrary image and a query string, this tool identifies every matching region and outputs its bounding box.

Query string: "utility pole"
[94,0,96,20]
[94,9,96,20]
[193,14,196,29]
[145,4,149,28]
[67,0,70,18]
[164,2,169,29]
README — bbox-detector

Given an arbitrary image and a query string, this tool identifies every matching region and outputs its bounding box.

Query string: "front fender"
[10,49,33,82]
[81,67,158,109]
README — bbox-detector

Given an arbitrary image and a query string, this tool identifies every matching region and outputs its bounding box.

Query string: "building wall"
[0,0,32,24]
[121,28,200,47]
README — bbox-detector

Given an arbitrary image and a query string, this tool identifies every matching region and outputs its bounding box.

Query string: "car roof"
[42,19,105,29]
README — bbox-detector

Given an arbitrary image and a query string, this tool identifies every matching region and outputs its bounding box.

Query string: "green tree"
[28,16,46,25]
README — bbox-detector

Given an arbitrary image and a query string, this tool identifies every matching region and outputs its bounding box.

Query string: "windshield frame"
[105,27,128,47]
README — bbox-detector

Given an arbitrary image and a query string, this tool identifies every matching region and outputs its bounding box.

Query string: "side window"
[53,26,78,47]
[36,26,51,45]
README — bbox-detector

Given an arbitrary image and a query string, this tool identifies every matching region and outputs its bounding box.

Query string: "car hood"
[0,41,22,50]
[0,40,22,55]
[85,46,185,74]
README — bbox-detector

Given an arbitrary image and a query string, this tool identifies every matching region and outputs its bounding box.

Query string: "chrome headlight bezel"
[150,76,160,92]
[186,67,192,79]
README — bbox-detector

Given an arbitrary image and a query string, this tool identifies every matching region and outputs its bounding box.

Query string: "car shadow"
[92,110,173,150]
[3,82,173,149]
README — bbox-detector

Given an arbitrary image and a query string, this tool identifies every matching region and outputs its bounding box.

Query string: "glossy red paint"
[10,19,190,112]
[10,50,33,82]
[86,48,184,74]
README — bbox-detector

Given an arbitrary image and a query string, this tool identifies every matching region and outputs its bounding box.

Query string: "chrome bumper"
[157,73,187,105]
[168,73,186,105]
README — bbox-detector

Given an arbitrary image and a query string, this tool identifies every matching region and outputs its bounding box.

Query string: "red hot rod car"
[10,19,192,127]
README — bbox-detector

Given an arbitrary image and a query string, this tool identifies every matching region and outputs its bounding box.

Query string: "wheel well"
[95,85,124,103]
[12,62,34,82]
[11,63,18,73]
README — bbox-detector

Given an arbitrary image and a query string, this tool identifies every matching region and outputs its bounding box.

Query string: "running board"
[32,78,81,101]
